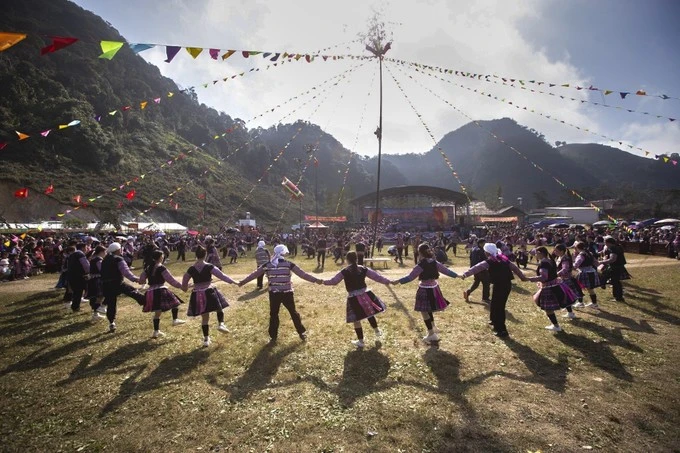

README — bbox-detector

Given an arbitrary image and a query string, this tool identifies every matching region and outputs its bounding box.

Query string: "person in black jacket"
[66,242,90,312]
[101,242,145,333]
[599,236,630,302]
[462,238,490,303]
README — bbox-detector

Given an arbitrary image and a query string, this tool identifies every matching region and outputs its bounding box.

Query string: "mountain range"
[1,0,678,228]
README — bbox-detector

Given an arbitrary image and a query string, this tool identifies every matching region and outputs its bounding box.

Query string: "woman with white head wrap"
[239,244,321,343]
[460,242,528,338]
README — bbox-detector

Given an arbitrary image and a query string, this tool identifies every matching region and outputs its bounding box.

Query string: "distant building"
[544,207,599,225]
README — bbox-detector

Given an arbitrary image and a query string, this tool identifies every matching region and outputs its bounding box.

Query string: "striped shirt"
[240,259,318,292]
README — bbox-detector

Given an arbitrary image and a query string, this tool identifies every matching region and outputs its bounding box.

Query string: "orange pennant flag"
[636,90,647,96]
[221,50,236,60]
[0,32,26,52]
[15,131,29,140]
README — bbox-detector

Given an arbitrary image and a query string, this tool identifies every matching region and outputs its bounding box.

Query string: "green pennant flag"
[99,41,124,60]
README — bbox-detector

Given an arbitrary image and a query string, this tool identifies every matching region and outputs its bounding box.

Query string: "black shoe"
[494,330,509,338]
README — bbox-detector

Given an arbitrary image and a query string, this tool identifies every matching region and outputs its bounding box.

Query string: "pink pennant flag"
[153,98,161,103]
[0,142,6,150]
[40,129,51,137]
[209,48,219,59]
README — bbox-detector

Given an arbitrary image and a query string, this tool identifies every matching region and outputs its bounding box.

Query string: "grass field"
[1,251,679,452]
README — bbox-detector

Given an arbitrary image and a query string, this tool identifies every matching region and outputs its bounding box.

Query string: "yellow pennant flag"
[603,90,613,95]
[664,157,669,162]
[98,41,124,60]
[140,101,148,109]
[15,131,29,140]
[58,124,68,129]
[221,50,236,60]
[0,32,26,52]
[186,47,203,59]
[167,92,174,97]
[20,233,26,239]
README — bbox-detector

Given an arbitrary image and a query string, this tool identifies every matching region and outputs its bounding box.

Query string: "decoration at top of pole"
[359,11,393,59]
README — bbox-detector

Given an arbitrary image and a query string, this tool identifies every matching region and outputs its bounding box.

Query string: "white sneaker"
[64,302,72,309]
[172,319,187,326]
[109,322,117,333]
[585,303,600,309]
[351,339,365,349]
[96,305,107,314]
[572,301,585,308]
[545,324,562,332]
[563,312,576,319]
[422,332,440,343]
[202,337,212,347]
[91,312,104,321]
[151,330,165,339]
[217,323,229,333]
[374,328,384,339]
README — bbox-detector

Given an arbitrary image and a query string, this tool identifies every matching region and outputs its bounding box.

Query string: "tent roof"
[307,221,328,228]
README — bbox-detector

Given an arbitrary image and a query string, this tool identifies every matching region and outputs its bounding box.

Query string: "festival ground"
[1,252,679,452]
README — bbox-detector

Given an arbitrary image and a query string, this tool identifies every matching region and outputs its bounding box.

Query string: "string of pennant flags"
[384,64,472,204]
[228,62,366,224]
[0,31,363,65]
[460,70,676,123]
[384,56,680,102]
[273,63,365,230]
[394,62,624,226]
[408,64,679,167]
[335,69,376,215]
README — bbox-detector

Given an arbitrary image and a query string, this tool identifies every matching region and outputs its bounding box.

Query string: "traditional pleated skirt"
[87,278,104,300]
[563,276,584,300]
[414,284,450,312]
[187,286,229,316]
[533,281,576,311]
[576,268,600,289]
[143,286,183,313]
[346,290,386,323]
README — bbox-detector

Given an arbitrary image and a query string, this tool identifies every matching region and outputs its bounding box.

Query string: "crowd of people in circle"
[2,219,674,349]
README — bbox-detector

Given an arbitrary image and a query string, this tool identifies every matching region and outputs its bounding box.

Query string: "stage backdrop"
[363,206,454,228]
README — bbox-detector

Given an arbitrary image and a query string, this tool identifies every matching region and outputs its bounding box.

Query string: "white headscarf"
[483,243,499,257]
[271,244,289,267]
[257,240,266,249]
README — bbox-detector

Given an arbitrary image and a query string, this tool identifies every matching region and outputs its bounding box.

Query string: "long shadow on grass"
[592,310,655,334]
[14,319,95,346]
[618,292,680,327]
[0,291,63,320]
[57,340,162,386]
[237,289,267,302]
[502,338,569,393]
[336,348,392,408]
[553,331,633,381]
[0,333,113,376]
[571,318,644,352]
[206,342,301,403]
[100,348,210,416]
[385,286,419,333]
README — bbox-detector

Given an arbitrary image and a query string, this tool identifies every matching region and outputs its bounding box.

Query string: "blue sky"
[71,0,679,159]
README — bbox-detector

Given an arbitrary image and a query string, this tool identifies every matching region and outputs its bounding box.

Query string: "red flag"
[198,193,206,200]
[14,188,28,198]
[73,194,81,204]
[314,157,319,167]
[126,189,136,200]
[44,184,54,195]
[0,142,7,150]
[40,36,78,55]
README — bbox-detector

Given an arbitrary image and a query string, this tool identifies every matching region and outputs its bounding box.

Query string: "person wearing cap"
[463,238,490,304]
[460,243,528,338]
[391,243,459,344]
[101,242,145,333]
[254,241,271,290]
[239,244,321,343]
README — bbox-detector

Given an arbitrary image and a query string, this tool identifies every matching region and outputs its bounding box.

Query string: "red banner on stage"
[304,215,347,222]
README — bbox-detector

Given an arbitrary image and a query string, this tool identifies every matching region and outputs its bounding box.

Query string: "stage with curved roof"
[349,185,470,207]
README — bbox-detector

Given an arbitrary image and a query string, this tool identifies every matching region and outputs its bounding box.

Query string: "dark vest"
[578,251,594,267]
[341,266,367,292]
[487,259,512,285]
[101,254,125,284]
[89,255,103,277]
[148,265,167,286]
[418,259,439,280]
[67,250,87,278]
[607,244,626,265]
[188,263,214,284]
[537,259,558,281]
